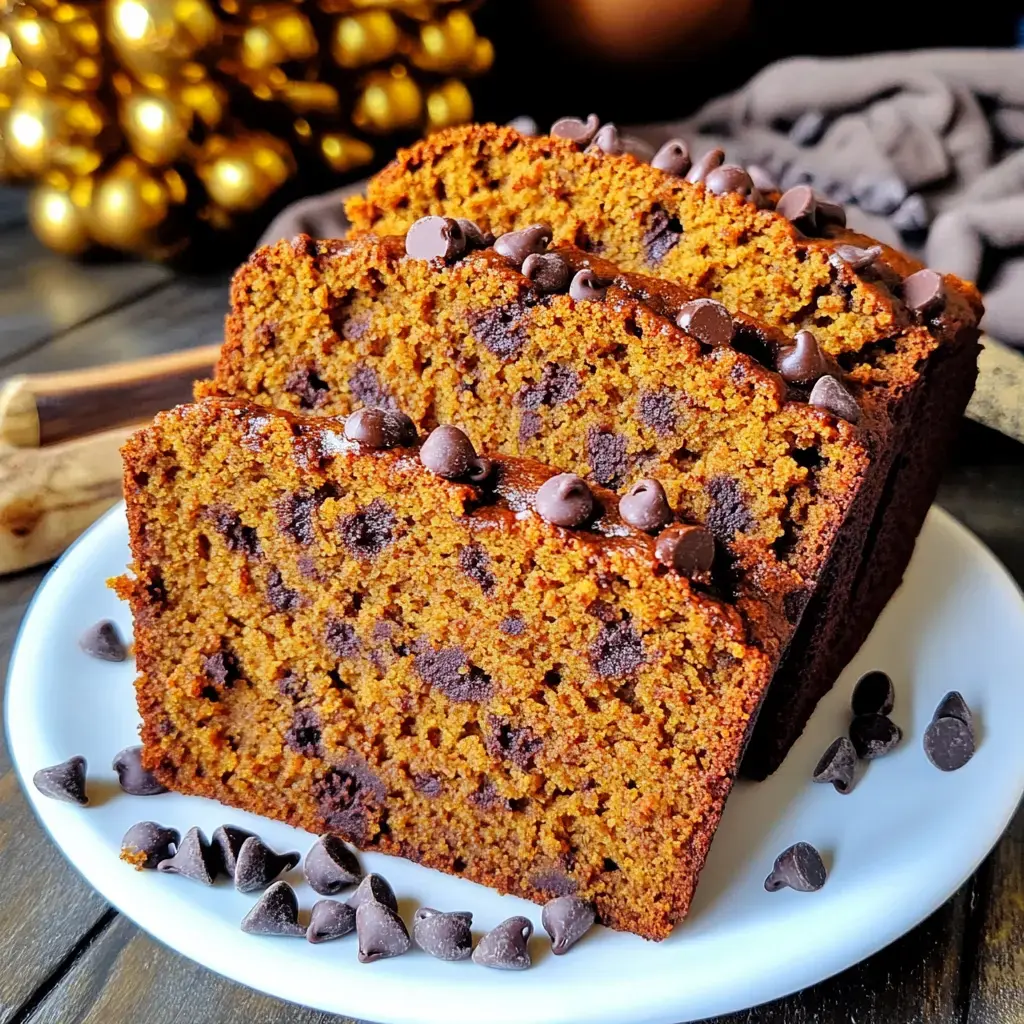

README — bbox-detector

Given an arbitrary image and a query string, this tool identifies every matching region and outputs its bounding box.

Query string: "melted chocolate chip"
[112,745,167,796]
[414,645,494,702]
[80,620,128,662]
[655,524,715,576]
[458,544,496,594]
[33,756,88,805]
[338,498,397,559]
[515,363,581,411]
[643,205,683,264]
[285,708,322,758]
[413,908,473,961]
[542,896,596,955]
[764,842,827,892]
[266,567,302,613]
[569,269,608,301]
[651,139,691,176]
[590,620,645,678]
[305,833,363,895]
[487,715,543,770]
[522,252,571,293]
[705,475,755,539]
[677,298,734,348]
[619,478,672,532]
[325,619,360,659]
[208,506,260,556]
[535,473,594,527]
[586,427,628,488]
[405,215,466,261]
[121,821,179,869]
[686,147,725,184]
[275,492,316,546]
[902,268,946,314]
[499,616,526,636]
[550,113,600,145]
[283,366,330,410]
[811,736,857,794]
[518,410,542,446]
[809,375,861,424]
[420,424,477,479]
[493,224,552,266]
[313,758,385,841]
[469,301,531,360]
[202,649,241,688]
[413,772,443,797]
[348,363,392,410]
[637,390,679,435]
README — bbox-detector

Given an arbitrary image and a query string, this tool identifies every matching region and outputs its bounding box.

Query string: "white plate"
[7,505,1024,1024]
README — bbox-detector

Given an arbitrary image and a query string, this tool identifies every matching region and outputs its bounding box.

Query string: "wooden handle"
[0,343,220,448]
[0,424,140,575]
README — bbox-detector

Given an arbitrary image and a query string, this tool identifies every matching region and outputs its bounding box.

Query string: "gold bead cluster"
[0,0,491,258]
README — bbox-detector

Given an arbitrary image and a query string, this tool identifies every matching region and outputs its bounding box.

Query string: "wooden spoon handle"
[0,343,220,448]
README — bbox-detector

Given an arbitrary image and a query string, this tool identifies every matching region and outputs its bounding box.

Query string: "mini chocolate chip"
[618,478,672,532]
[776,184,817,229]
[849,713,902,759]
[924,717,975,772]
[472,916,534,970]
[157,826,218,885]
[33,756,88,805]
[776,330,834,385]
[676,298,734,347]
[241,880,305,936]
[522,252,570,294]
[586,123,623,155]
[346,872,398,913]
[655,524,715,576]
[902,268,946,314]
[455,218,493,249]
[79,620,127,662]
[851,671,895,717]
[466,456,493,483]
[234,836,301,894]
[541,896,596,955]
[307,899,356,943]
[933,691,973,729]
[811,737,857,794]
[535,473,594,528]
[747,164,777,191]
[344,407,416,449]
[651,139,691,176]
[211,824,257,878]
[705,164,755,197]
[356,901,411,963]
[764,842,827,892]
[121,821,180,869]
[420,424,477,479]
[686,147,724,184]
[112,745,167,796]
[413,908,474,961]
[305,834,363,895]
[809,375,861,424]
[568,269,608,301]
[405,216,466,261]
[831,243,884,272]
[493,224,552,266]
[550,113,600,145]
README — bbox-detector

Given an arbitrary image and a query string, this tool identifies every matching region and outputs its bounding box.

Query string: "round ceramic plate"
[7,505,1024,1024]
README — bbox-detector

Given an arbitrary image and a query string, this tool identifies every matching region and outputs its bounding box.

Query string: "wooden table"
[0,187,1021,1024]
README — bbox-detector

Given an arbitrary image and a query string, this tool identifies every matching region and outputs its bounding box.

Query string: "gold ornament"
[277,79,339,113]
[353,65,421,133]
[413,9,477,72]
[179,74,226,127]
[107,0,219,88]
[426,78,471,132]
[88,156,185,252]
[0,28,22,104]
[331,11,399,68]
[4,3,102,93]
[4,87,107,174]
[241,5,317,71]
[318,131,373,172]
[120,89,191,165]
[28,174,91,254]
[196,131,294,211]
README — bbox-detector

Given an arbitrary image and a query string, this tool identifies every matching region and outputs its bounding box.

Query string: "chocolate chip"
[643,206,683,264]
[208,505,261,556]
[586,123,622,155]
[266,566,301,613]
[815,196,847,228]
[487,715,542,770]
[420,424,477,479]
[851,671,895,717]
[234,836,300,894]
[776,184,817,229]
[348,362,391,409]
[121,821,179,869]
[522,252,570,294]
[499,616,526,636]
[305,834,363,895]
[240,880,305,936]
[619,478,672,532]
[686,147,724,184]
[776,330,835,385]
[507,115,538,135]
[902,268,946,314]
[405,215,466,261]
[516,363,581,411]
[705,164,755,198]
[706,475,754,539]
[764,842,827,892]
[112,745,167,796]
[33,756,88,805]
[933,691,973,729]
[831,243,884,272]
[346,872,398,913]
[157,826,218,885]
[275,492,316,546]
[586,427,628,488]
[344,407,416,449]
[324,619,359,660]
[542,896,596,955]
[283,366,330,410]
[356,901,411,963]
[413,908,473,961]
[568,269,608,302]
[651,139,691,176]
[518,410,542,445]
[849,713,902,760]
[809,375,861,424]
[747,164,777,192]
[467,456,492,483]
[472,916,533,970]
[211,824,256,878]
[80,621,127,662]
[456,218,493,249]
[535,473,594,528]
[550,113,600,145]
[493,224,552,266]
[458,544,496,593]
[307,898,356,943]
[413,772,442,796]
[589,619,645,678]
[285,708,322,757]
[924,717,975,772]
[655,523,715,576]
[313,757,385,841]
[338,498,396,559]
[638,390,679,435]
[677,298,734,347]
[811,737,857,794]
[414,645,493,702]
[203,649,240,688]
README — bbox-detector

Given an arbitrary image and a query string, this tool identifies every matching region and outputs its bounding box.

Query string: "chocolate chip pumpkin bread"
[116,398,772,940]
[340,120,982,775]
